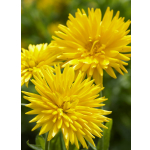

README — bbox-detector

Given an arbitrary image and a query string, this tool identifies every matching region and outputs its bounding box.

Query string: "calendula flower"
[53,7,131,87]
[22,65,111,149]
[21,43,60,87]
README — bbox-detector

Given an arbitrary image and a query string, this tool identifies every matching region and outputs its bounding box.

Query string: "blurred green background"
[21,0,131,150]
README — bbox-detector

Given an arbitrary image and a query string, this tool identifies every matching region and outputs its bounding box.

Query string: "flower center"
[26,56,37,68]
[84,40,106,56]
[54,94,79,114]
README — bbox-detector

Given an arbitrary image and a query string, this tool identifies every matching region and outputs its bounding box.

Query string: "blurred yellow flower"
[36,0,53,10]
[53,0,71,12]
[23,0,35,7]
[47,22,59,35]
[53,7,131,87]
[22,65,111,149]
[21,43,60,87]
[37,0,71,13]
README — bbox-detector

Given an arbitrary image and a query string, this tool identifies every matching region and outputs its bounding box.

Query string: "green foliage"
[50,131,62,150]
[60,131,66,150]
[97,120,113,150]
[27,140,43,150]
[35,135,45,150]
[44,133,50,150]
[26,135,45,150]
[103,120,113,150]
[26,131,80,150]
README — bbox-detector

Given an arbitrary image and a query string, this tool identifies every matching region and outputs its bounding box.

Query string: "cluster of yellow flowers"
[21,7,131,149]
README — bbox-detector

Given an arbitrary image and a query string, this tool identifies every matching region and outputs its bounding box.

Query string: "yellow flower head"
[22,65,111,149]
[21,43,60,87]
[53,7,131,87]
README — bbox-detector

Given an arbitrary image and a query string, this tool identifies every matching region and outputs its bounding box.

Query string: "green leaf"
[103,119,113,150]
[45,131,62,150]
[26,140,43,150]
[44,132,51,150]
[96,137,102,150]
[97,119,113,150]
[97,131,104,150]
[87,140,97,150]
[36,135,45,150]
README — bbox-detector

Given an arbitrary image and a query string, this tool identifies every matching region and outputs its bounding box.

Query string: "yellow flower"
[47,22,60,35]
[36,0,71,13]
[21,43,60,87]
[53,7,131,87]
[22,65,111,149]
[36,0,53,11]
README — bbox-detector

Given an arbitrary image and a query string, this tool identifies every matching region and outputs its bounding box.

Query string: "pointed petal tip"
[25,112,30,115]
[113,75,117,79]
[31,128,35,131]
[21,91,25,94]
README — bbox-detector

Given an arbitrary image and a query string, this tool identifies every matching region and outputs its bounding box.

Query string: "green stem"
[60,131,66,150]
[45,132,50,150]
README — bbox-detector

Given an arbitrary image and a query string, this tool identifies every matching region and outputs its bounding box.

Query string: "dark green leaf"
[97,119,113,150]
[26,140,43,150]
[97,135,103,150]
[47,131,61,150]
[36,135,45,150]
[45,132,51,150]
[103,119,113,150]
